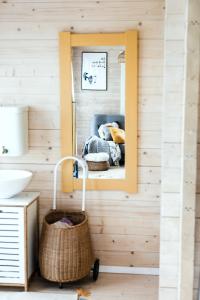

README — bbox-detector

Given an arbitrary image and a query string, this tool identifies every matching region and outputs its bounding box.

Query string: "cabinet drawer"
[0,219,20,225]
[0,242,20,249]
[0,271,22,283]
[0,253,19,260]
[0,236,19,243]
[0,265,24,283]
[0,207,24,247]
[0,206,24,284]
[0,230,19,237]
[0,207,23,220]
[0,248,19,255]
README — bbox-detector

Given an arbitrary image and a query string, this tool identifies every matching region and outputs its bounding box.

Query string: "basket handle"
[53,156,88,211]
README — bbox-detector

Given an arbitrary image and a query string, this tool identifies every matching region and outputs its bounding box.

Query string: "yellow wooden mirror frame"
[59,31,138,193]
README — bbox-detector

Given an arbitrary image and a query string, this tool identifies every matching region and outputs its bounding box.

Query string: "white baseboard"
[99,265,159,276]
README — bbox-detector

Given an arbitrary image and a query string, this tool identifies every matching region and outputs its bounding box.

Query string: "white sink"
[0,170,32,199]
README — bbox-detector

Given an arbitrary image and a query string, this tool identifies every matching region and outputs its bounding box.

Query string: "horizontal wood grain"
[0,39,162,60]
[90,233,158,252]
[0,21,163,41]
[94,250,159,267]
[0,2,164,22]
[28,129,161,149]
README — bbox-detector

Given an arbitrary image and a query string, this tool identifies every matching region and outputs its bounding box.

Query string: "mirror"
[72,46,126,179]
[59,31,138,192]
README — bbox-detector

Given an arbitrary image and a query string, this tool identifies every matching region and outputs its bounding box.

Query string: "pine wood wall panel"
[160,0,200,299]
[0,0,164,268]
[194,38,200,300]
[0,2,164,22]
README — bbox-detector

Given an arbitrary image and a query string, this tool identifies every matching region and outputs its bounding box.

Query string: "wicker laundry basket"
[39,156,99,287]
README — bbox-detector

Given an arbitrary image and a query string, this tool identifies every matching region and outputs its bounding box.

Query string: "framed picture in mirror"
[81,52,108,91]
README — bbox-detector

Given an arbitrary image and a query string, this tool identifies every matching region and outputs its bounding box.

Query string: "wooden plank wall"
[194,3,200,299]
[160,0,200,299]
[178,0,200,298]
[159,1,187,298]
[0,0,164,268]
[195,111,200,298]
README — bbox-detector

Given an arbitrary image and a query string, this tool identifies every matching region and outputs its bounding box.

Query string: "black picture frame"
[81,52,108,91]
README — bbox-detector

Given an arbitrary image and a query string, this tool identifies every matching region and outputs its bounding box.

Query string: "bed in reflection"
[77,114,125,179]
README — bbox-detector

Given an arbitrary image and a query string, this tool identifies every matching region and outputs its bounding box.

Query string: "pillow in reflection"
[98,122,119,140]
[110,128,125,144]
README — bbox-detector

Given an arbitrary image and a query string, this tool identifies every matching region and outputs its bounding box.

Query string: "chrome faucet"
[2,146,8,154]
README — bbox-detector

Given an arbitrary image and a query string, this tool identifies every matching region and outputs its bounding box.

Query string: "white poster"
[81,52,107,90]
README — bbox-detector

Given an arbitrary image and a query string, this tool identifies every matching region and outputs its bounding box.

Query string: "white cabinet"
[0,192,39,291]
[0,106,28,156]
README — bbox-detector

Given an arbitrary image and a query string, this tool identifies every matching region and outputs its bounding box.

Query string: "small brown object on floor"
[77,288,91,298]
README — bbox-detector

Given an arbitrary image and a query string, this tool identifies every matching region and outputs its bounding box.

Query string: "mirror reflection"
[72,46,126,179]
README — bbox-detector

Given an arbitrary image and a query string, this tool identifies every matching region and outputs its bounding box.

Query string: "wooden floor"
[0,273,159,300]
[72,273,159,300]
